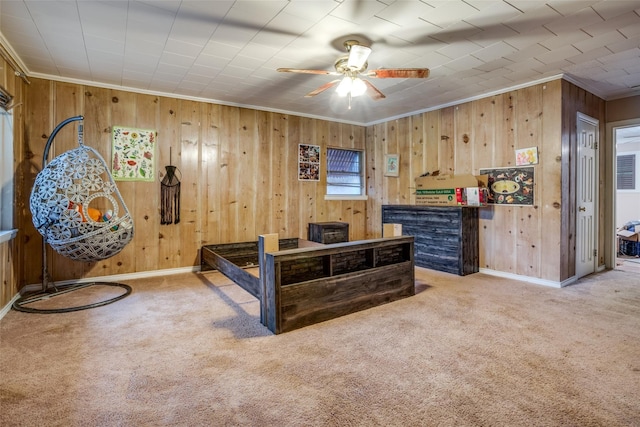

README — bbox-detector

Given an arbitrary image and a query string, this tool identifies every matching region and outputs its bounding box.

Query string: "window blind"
[617,154,635,190]
[327,148,364,195]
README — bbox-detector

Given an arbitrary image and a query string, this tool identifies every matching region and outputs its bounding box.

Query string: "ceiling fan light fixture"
[347,44,372,70]
[336,77,367,98]
[278,40,429,104]
[336,77,352,97]
[351,78,367,97]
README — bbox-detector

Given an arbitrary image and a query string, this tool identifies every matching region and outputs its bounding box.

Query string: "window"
[617,154,636,190]
[326,148,366,199]
[0,108,15,243]
[0,84,15,243]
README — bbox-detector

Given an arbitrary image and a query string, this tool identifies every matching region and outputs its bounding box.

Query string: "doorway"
[612,122,640,272]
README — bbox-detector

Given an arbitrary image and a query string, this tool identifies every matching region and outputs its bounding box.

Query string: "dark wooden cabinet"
[382,205,479,276]
[308,222,349,244]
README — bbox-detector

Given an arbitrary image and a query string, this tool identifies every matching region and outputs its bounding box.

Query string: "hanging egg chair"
[14,116,133,313]
[29,141,134,261]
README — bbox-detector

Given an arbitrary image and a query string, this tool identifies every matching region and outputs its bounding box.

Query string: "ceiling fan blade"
[366,68,430,79]
[277,68,337,75]
[347,44,372,69]
[363,80,386,101]
[305,80,342,98]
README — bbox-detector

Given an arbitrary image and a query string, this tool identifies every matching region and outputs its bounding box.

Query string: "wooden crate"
[308,222,349,244]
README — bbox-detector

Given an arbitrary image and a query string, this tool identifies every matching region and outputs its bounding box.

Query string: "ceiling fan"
[277,40,430,108]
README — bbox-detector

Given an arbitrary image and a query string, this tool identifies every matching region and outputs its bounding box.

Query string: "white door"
[576,113,598,279]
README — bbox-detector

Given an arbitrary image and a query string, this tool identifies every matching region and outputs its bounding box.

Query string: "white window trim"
[0,110,14,240]
[324,194,368,201]
[326,147,367,199]
[0,229,17,244]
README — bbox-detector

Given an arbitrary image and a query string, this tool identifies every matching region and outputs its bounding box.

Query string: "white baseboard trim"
[20,265,202,295]
[479,268,576,288]
[0,292,22,321]
[3,264,585,319]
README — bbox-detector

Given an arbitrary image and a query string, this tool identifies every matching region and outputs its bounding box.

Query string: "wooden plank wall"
[0,56,25,309]
[561,80,607,278]
[12,76,607,290]
[606,94,640,122]
[0,240,15,309]
[17,78,367,286]
[366,79,598,283]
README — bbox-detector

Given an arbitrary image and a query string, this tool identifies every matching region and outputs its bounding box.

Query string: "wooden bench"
[201,236,415,334]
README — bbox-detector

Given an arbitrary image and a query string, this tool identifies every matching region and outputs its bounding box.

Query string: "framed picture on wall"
[515,146,539,165]
[384,154,399,177]
[112,126,156,182]
[479,166,535,206]
[298,144,320,181]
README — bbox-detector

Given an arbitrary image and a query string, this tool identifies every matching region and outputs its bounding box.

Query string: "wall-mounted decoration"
[112,126,156,181]
[479,166,535,206]
[384,154,399,177]
[160,148,181,225]
[298,144,320,181]
[515,146,539,166]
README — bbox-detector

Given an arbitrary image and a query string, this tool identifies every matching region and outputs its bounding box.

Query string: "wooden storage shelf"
[264,237,415,333]
[382,205,479,276]
[278,243,411,285]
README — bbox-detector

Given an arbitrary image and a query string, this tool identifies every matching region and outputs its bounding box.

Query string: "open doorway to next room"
[615,124,640,273]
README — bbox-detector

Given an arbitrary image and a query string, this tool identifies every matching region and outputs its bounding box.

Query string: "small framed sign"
[384,154,399,177]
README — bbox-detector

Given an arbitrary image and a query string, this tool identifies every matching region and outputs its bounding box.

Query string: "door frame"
[576,112,599,278]
[605,118,640,269]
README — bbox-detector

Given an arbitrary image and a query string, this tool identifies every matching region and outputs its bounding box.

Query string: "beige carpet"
[1,267,639,426]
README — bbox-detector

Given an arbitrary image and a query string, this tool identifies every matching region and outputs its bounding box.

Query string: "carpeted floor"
[1,267,639,426]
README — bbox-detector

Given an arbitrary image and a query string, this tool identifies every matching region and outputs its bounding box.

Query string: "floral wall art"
[112,126,156,182]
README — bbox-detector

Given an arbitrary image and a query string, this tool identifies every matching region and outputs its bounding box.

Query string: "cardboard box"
[415,174,488,206]
[383,223,403,237]
[416,174,488,190]
[617,228,640,242]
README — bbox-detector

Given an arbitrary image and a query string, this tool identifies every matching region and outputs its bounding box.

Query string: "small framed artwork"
[515,146,538,165]
[385,154,399,177]
[479,166,535,206]
[299,144,320,181]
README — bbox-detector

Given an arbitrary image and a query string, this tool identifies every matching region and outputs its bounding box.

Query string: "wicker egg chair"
[14,116,133,313]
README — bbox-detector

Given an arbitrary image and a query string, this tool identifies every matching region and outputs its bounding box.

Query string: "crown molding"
[0,33,30,83]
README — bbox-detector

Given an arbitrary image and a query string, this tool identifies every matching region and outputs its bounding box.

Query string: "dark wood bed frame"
[201,235,415,334]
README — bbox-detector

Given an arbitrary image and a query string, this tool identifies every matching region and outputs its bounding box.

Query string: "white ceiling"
[1,0,639,125]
